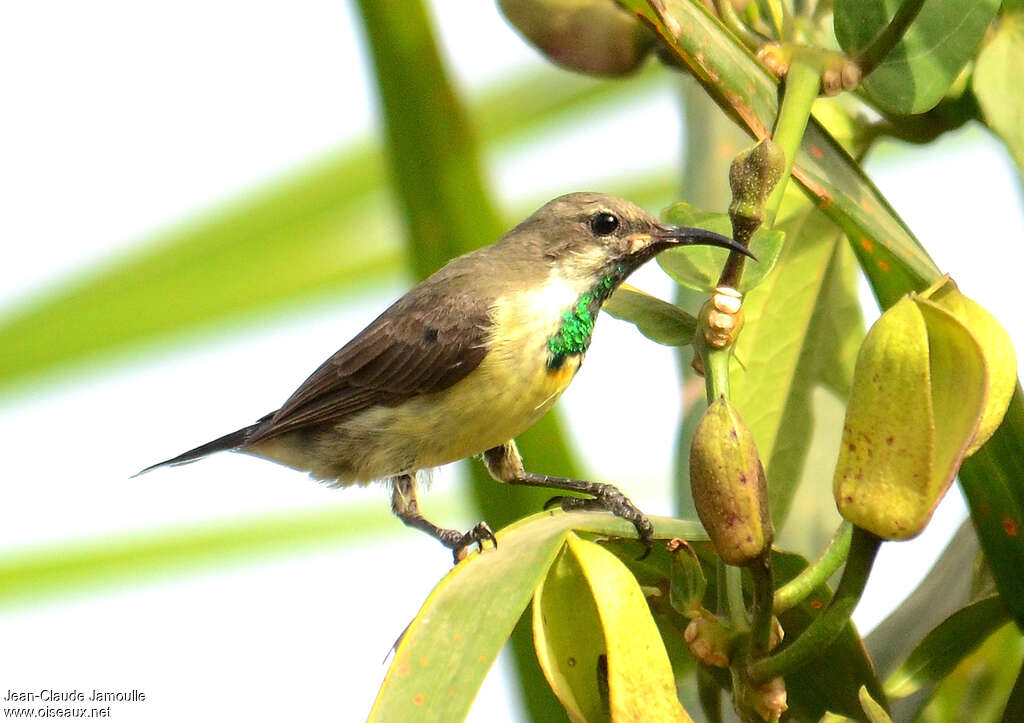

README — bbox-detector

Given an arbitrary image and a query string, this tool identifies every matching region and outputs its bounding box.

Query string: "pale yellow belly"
[248,272,591,484]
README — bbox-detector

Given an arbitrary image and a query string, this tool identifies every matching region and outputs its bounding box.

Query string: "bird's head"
[506,192,753,286]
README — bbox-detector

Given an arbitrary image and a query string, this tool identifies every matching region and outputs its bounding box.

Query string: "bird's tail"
[133,424,258,477]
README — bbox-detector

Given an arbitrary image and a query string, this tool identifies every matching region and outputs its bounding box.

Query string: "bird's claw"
[442,521,497,564]
[544,491,654,559]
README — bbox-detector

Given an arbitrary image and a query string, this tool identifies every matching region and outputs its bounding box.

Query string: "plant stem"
[748,553,776,659]
[726,562,749,630]
[748,525,881,682]
[855,0,926,79]
[774,521,853,614]
[763,50,824,226]
[704,346,732,403]
[714,0,765,51]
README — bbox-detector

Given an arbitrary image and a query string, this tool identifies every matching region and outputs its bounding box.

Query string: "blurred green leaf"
[0,502,399,609]
[885,595,1009,699]
[973,13,1024,174]
[0,60,670,397]
[0,156,403,395]
[860,685,895,723]
[658,202,785,293]
[603,283,696,346]
[835,0,999,115]
[917,621,1024,722]
[1003,661,1024,723]
[865,521,979,677]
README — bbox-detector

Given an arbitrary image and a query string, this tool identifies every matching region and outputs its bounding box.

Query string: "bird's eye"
[590,212,620,236]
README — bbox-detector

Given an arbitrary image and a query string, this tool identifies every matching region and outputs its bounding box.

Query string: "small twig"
[854,0,926,79]
[774,521,853,614]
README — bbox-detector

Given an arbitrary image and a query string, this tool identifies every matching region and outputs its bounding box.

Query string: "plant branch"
[748,525,881,682]
[854,0,926,79]
[774,521,853,614]
[763,49,823,226]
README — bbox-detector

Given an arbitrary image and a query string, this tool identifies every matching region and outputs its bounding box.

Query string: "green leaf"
[884,595,1010,699]
[603,283,696,346]
[834,0,1000,115]
[973,13,1024,176]
[533,539,611,722]
[657,202,785,293]
[864,520,980,677]
[534,534,691,722]
[369,511,703,721]
[370,512,571,723]
[958,386,1024,629]
[917,621,1024,722]
[728,191,861,538]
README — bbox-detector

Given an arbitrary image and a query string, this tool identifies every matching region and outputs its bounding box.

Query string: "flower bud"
[498,0,656,76]
[683,613,732,668]
[690,397,773,565]
[834,293,988,539]
[666,538,707,618]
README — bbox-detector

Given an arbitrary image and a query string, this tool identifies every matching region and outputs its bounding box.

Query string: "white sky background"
[1,1,1023,721]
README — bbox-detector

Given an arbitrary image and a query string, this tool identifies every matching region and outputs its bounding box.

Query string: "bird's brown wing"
[245,286,493,443]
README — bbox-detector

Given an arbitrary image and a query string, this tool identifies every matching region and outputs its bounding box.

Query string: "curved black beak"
[652,224,757,260]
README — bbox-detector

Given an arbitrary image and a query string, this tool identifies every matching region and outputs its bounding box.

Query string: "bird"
[138,192,751,562]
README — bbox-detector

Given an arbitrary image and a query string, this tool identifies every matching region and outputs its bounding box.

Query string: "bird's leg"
[482,442,654,553]
[389,473,496,564]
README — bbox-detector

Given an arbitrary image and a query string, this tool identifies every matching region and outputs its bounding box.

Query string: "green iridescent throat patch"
[547,272,619,370]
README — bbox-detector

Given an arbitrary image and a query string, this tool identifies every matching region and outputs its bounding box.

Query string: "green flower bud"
[690,397,773,565]
[498,0,656,76]
[728,139,785,236]
[666,538,707,618]
[834,293,988,539]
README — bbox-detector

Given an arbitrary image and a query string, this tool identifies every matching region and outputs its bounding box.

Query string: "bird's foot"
[438,521,497,564]
[546,486,654,558]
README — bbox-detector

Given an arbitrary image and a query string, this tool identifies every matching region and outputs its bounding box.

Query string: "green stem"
[748,553,776,659]
[854,0,926,79]
[748,525,881,682]
[774,521,853,614]
[763,49,824,226]
[704,346,732,403]
[725,563,749,630]
[714,0,765,51]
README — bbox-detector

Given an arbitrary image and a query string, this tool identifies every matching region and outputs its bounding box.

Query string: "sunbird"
[139,193,750,561]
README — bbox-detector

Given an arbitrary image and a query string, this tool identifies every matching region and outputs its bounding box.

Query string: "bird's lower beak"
[650,224,757,259]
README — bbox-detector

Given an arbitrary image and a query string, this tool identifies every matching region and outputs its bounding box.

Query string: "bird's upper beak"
[648,224,757,259]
